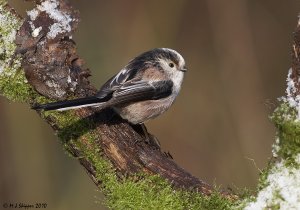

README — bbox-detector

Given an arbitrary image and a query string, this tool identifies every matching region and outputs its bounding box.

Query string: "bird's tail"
[32,96,104,111]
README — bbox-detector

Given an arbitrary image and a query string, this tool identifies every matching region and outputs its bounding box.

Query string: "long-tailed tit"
[32,48,187,125]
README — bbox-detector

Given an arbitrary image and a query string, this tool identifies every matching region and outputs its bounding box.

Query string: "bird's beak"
[180,68,187,72]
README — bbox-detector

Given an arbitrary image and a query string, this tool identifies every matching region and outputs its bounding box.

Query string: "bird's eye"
[169,63,175,68]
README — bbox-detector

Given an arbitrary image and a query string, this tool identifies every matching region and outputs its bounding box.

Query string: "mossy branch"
[241,14,300,210]
[0,0,237,209]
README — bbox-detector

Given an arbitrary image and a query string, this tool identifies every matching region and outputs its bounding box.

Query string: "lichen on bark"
[0,2,33,102]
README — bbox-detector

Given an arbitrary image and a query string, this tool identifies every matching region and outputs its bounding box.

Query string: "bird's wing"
[96,67,139,99]
[106,80,174,106]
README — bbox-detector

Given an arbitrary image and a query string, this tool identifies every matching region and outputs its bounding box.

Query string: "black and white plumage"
[32,48,187,124]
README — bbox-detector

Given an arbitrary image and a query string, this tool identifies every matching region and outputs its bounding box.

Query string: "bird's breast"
[113,95,176,124]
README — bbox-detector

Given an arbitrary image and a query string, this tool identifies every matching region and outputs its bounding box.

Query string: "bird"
[32,48,187,136]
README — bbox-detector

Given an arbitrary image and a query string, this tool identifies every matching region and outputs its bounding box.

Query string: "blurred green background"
[1,0,299,209]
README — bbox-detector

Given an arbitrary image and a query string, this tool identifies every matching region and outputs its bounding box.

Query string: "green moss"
[72,129,238,210]
[36,109,96,159]
[270,103,300,161]
[42,110,78,128]
[0,1,7,6]
[240,102,300,208]
[84,142,237,209]
[0,4,35,102]
[0,69,35,102]
[256,160,275,191]
[103,176,237,210]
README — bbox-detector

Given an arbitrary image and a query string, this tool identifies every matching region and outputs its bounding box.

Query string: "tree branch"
[241,11,300,210]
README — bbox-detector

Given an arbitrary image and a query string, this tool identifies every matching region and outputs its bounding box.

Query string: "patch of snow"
[38,0,72,39]
[26,0,73,39]
[272,137,280,158]
[282,68,300,119]
[27,9,39,21]
[244,154,300,209]
[48,22,70,39]
[27,8,40,38]
[32,26,42,37]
